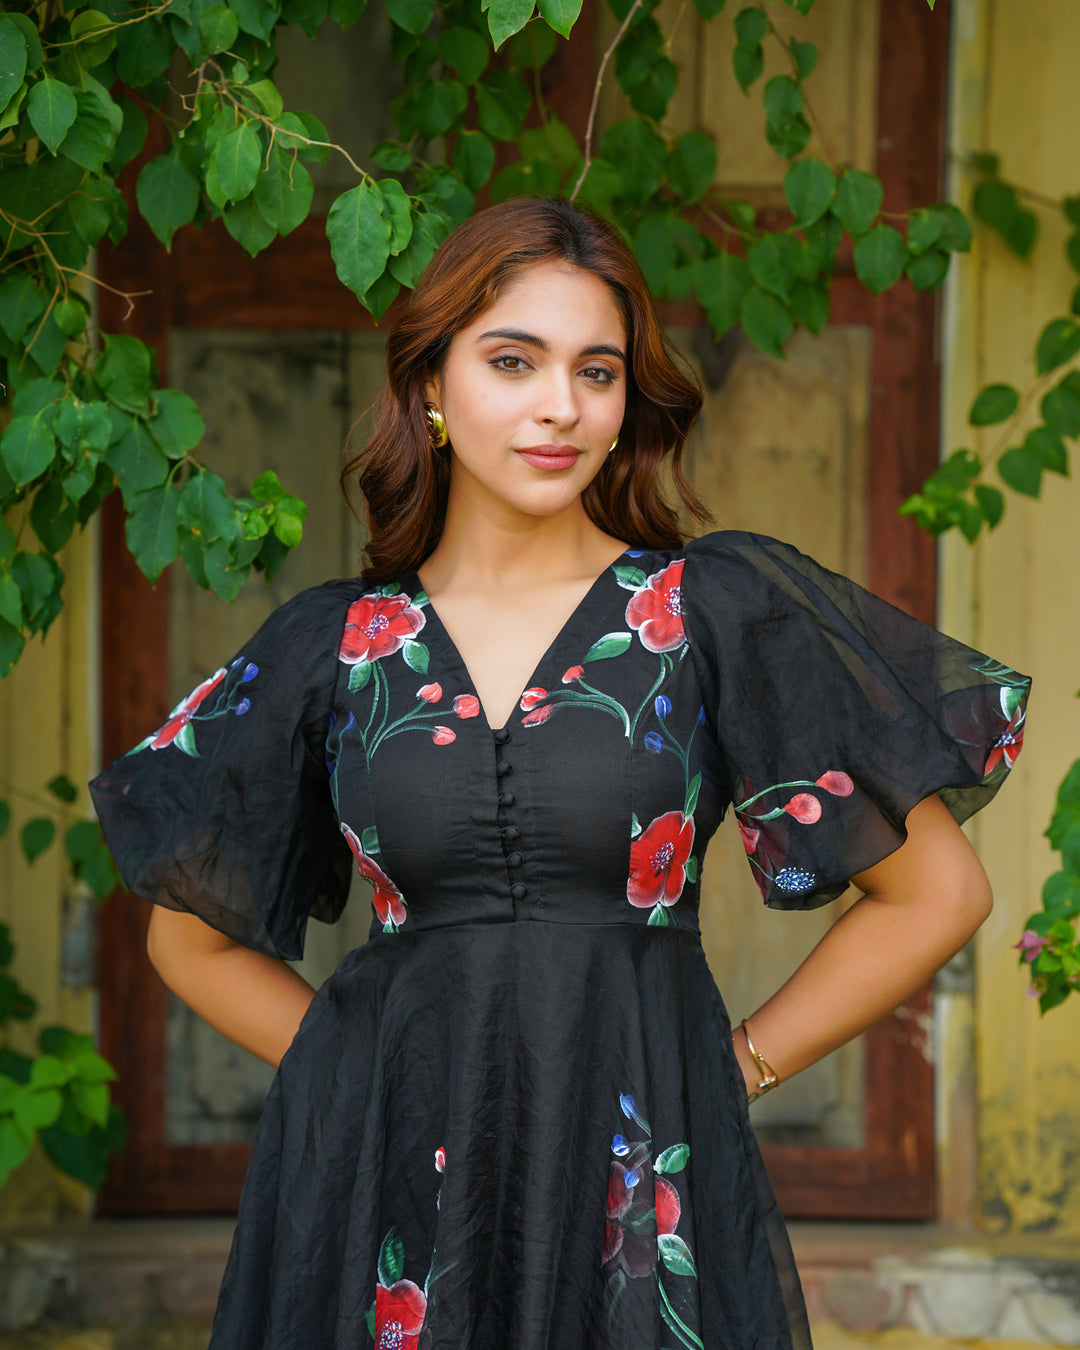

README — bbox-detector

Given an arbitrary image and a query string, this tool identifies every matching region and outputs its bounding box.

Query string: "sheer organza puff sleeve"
[89,581,358,961]
[682,533,1032,911]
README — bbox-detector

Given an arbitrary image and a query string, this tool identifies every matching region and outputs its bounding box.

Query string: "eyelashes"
[487,355,619,387]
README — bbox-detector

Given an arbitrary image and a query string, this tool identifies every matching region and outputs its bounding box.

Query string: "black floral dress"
[89,531,1030,1350]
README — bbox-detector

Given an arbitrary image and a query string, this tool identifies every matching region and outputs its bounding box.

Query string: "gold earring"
[424,402,449,448]
[607,437,618,455]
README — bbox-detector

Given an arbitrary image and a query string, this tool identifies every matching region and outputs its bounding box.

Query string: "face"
[426,261,629,525]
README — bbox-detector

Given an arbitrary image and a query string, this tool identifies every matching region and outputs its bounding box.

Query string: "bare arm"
[146,907,317,1070]
[731,794,992,1098]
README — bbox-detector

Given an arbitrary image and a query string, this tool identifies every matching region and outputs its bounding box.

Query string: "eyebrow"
[476,328,626,364]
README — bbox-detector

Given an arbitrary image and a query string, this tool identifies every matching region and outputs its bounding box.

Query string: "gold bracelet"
[740,1018,779,1094]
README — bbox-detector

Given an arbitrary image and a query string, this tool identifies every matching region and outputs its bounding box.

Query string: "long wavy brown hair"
[343,197,708,581]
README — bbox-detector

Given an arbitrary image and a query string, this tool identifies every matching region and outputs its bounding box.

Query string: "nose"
[532,366,581,431]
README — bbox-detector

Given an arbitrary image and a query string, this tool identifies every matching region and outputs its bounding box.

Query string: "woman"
[90,197,1030,1350]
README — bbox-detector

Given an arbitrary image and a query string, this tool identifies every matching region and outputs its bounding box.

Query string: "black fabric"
[89,531,1030,1350]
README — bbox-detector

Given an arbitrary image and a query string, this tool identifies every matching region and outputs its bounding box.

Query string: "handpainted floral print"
[625,559,686,654]
[627,812,695,913]
[602,1091,700,1349]
[340,587,478,760]
[341,821,408,932]
[127,657,259,758]
[366,1151,449,1347]
[984,684,1026,778]
[734,770,855,901]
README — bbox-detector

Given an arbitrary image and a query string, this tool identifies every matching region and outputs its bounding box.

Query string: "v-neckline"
[411,546,633,735]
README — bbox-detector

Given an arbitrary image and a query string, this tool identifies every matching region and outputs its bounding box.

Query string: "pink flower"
[519,687,548,711]
[434,1146,446,1173]
[339,592,425,665]
[816,770,854,797]
[783,793,822,824]
[340,823,407,929]
[374,1280,427,1350]
[1013,929,1047,964]
[522,705,554,727]
[562,665,584,683]
[150,668,227,749]
[625,559,685,653]
[453,694,480,719]
[627,810,695,908]
[432,726,456,745]
[417,682,442,703]
[737,820,761,854]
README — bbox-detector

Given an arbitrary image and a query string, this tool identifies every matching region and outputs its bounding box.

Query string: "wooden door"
[95,0,949,1216]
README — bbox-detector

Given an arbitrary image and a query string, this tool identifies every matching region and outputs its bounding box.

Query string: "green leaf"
[969,383,1020,427]
[223,194,276,257]
[933,203,973,253]
[583,631,633,662]
[68,9,115,63]
[906,248,949,292]
[124,485,180,583]
[1043,870,1080,919]
[378,1227,405,1287]
[693,0,725,15]
[204,538,249,602]
[136,150,201,250]
[731,41,763,92]
[348,660,372,692]
[116,16,174,86]
[0,1117,32,1182]
[658,1232,697,1277]
[1,414,56,488]
[475,68,531,142]
[784,157,834,228]
[790,278,828,333]
[54,399,112,456]
[0,522,14,568]
[0,573,22,628]
[376,178,413,256]
[72,1079,110,1128]
[0,803,8,840]
[997,444,1043,498]
[666,132,716,204]
[388,212,443,288]
[359,269,401,324]
[832,168,883,237]
[0,18,27,115]
[487,0,534,49]
[0,273,47,345]
[740,285,793,359]
[454,130,496,192]
[107,96,149,172]
[747,232,801,301]
[29,479,77,553]
[230,0,282,40]
[538,0,582,36]
[647,904,669,926]
[386,0,435,35]
[633,215,678,298]
[327,182,393,299]
[44,776,77,806]
[1024,425,1068,476]
[53,296,88,337]
[60,87,121,175]
[401,639,429,674]
[1035,318,1080,376]
[439,26,489,83]
[27,78,78,156]
[654,1142,690,1174]
[974,483,1004,528]
[10,552,60,631]
[106,420,168,500]
[907,207,943,255]
[601,117,667,204]
[853,224,906,294]
[0,622,25,679]
[149,390,206,459]
[274,111,330,164]
[684,772,701,817]
[207,121,262,205]
[72,1050,118,1084]
[199,3,240,51]
[612,564,647,591]
[5,13,40,74]
[271,505,304,547]
[764,74,802,128]
[96,334,153,414]
[21,817,55,864]
[178,470,236,544]
[790,37,817,79]
[697,252,751,338]
[254,146,314,236]
[733,5,767,45]
[1041,372,1080,438]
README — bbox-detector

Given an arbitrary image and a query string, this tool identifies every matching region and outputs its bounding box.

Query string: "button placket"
[493,728,527,911]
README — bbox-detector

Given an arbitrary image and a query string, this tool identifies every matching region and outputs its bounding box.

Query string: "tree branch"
[569,0,645,203]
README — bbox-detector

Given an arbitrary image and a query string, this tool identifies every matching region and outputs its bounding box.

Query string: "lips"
[515,445,583,471]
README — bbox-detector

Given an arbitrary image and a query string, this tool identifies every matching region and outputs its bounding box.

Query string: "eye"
[489,354,531,374]
[581,366,618,386]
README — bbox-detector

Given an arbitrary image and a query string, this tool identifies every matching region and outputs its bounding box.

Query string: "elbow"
[948,858,994,943]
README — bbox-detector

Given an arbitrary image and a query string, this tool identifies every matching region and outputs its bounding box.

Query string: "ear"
[422,371,442,405]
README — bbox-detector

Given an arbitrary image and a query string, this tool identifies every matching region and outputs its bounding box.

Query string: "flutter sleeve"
[682,531,1032,910]
[88,580,359,960]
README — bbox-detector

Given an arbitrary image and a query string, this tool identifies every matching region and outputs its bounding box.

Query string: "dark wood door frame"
[96,0,949,1217]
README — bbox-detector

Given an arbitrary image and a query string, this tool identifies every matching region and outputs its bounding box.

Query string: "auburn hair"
[343,197,708,581]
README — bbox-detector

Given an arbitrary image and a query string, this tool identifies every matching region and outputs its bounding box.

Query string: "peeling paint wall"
[940,0,1080,1235]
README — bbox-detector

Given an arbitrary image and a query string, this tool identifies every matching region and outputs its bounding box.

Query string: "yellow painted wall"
[942,0,1080,1234]
[0,520,97,1221]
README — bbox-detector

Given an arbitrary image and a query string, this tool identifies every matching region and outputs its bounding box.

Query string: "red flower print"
[782,793,822,824]
[603,1164,682,1279]
[655,1175,681,1236]
[340,824,407,929]
[562,665,584,683]
[816,770,854,797]
[519,687,548,711]
[375,1280,426,1350]
[984,704,1025,776]
[625,559,685,653]
[453,694,480,719]
[627,810,695,908]
[150,667,227,750]
[522,705,554,727]
[432,725,456,745]
[417,682,442,703]
[434,1146,446,1173]
[339,593,425,665]
[737,820,761,854]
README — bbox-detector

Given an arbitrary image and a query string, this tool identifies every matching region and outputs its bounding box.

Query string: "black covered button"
[501,825,520,842]
[507,852,524,868]
[510,883,528,901]
[498,791,515,807]
[496,760,513,777]
[493,728,511,744]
